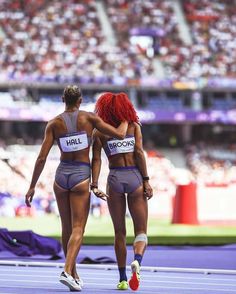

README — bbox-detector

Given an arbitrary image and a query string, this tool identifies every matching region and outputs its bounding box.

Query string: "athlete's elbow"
[134,148,144,158]
[37,156,47,165]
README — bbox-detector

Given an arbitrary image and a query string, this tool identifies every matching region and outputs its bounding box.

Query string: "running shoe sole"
[59,272,82,292]
[129,261,140,291]
[117,280,129,290]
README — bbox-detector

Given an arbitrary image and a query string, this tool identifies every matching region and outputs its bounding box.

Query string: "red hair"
[95,92,139,127]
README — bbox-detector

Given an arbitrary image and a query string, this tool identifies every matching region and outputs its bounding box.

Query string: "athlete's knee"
[61,221,72,233]
[115,230,126,240]
[71,226,84,240]
[134,233,148,245]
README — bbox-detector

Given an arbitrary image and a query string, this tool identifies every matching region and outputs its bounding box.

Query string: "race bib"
[59,132,88,152]
[107,137,135,156]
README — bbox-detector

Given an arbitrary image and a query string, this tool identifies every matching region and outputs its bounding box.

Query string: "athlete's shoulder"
[78,110,96,120]
[52,112,63,121]
[129,122,141,131]
[133,121,141,126]
[77,109,95,116]
[46,118,56,127]
[49,115,62,126]
[132,121,142,129]
[85,111,97,119]
[78,110,88,115]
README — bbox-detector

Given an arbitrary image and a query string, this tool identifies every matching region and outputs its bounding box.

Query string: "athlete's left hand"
[92,188,109,201]
[143,181,153,200]
[25,187,35,207]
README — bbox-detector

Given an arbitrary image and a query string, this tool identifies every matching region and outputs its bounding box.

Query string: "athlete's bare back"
[94,122,138,168]
[51,110,97,162]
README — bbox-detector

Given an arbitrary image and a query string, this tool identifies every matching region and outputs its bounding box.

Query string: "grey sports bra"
[58,110,91,153]
[104,135,135,157]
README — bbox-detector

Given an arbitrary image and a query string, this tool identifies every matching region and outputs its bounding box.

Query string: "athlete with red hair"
[92,92,153,291]
[94,92,139,127]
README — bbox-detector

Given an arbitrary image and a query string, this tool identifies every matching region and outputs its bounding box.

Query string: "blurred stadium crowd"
[0,0,235,83]
[1,141,236,218]
[0,145,177,218]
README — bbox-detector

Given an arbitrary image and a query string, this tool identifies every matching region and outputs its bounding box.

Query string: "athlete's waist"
[60,160,90,167]
[109,166,138,170]
[107,151,134,158]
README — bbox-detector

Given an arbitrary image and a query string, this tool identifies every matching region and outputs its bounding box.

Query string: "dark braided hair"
[63,85,82,106]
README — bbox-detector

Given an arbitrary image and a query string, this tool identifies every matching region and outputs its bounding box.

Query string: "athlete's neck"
[65,106,79,112]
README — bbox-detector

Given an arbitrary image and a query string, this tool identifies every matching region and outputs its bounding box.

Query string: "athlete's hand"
[120,121,128,126]
[143,181,153,200]
[92,188,109,201]
[25,188,35,207]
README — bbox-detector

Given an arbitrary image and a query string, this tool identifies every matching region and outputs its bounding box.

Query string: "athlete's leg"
[128,185,148,258]
[107,185,128,287]
[53,182,77,279]
[63,179,90,275]
[127,185,148,290]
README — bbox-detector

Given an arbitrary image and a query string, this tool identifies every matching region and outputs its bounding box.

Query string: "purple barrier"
[1,106,236,123]
[138,109,236,124]
[130,27,165,37]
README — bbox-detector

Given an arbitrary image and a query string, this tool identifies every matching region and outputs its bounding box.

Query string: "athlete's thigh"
[127,185,148,234]
[53,181,71,228]
[69,179,90,228]
[107,185,126,231]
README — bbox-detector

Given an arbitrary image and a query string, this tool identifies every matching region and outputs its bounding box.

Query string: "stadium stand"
[0,0,235,82]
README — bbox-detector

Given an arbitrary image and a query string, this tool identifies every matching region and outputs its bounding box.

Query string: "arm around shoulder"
[89,113,128,139]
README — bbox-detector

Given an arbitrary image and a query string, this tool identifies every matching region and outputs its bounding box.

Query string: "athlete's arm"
[90,113,128,139]
[134,123,153,199]
[25,122,54,207]
[91,132,109,201]
[91,132,102,187]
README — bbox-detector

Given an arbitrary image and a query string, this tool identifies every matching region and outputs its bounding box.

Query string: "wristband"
[142,176,149,181]
[90,183,98,189]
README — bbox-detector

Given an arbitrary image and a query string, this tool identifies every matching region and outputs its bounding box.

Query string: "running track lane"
[0,265,236,293]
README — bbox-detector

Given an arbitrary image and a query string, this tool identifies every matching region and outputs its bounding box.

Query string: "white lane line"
[1,269,236,283]
[1,285,62,294]
[1,283,236,293]
[0,278,58,284]
[0,286,164,294]
[0,278,236,290]
[67,283,236,293]
[1,266,236,278]
[1,261,236,275]
[1,273,236,287]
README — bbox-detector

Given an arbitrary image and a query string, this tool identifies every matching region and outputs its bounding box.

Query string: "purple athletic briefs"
[55,160,90,190]
[107,166,142,194]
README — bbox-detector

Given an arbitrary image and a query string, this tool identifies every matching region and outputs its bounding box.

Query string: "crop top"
[58,110,90,152]
[104,135,135,157]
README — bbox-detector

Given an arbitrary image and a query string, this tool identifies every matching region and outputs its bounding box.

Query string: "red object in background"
[172,182,198,225]
[187,14,219,22]
[147,150,164,158]
[15,205,36,217]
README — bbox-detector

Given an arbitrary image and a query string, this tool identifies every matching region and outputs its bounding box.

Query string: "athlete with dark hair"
[25,86,128,292]
[91,92,153,291]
